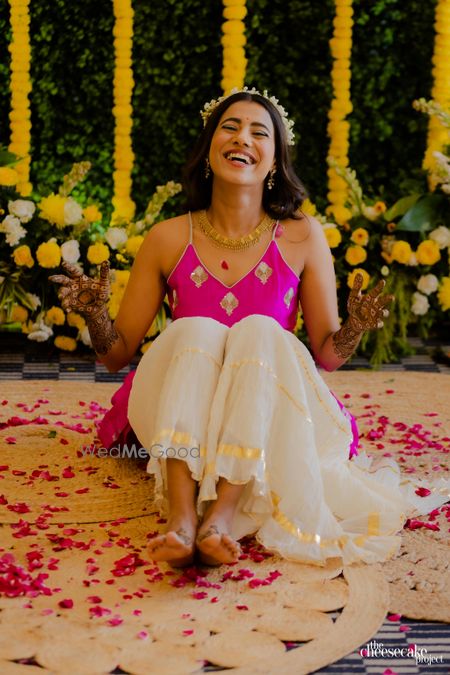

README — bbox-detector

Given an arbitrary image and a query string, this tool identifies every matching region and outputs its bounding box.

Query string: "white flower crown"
[200,86,295,146]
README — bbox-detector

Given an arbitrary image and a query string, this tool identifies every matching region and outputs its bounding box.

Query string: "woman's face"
[208,100,276,188]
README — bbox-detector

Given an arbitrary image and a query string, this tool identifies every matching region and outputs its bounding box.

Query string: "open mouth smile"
[224,151,256,166]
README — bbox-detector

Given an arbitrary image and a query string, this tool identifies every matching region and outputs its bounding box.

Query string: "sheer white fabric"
[128,315,449,566]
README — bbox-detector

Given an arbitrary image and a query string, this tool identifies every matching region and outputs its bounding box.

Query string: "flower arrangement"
[312,99,450,366]
[326,0,354,225]
[0,153,181,353]
[111,0,136,222]
[8,0,32,196]
[221,0,247,94]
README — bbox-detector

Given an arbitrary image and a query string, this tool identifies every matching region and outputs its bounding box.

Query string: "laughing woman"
[50,89,449,569]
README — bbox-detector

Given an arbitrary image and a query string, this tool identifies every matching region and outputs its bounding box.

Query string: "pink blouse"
[166,213,300,330]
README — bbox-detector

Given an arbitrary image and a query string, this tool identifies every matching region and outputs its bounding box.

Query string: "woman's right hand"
[49,260,111,319]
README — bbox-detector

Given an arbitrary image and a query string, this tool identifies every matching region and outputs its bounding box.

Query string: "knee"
[231,314,280,334]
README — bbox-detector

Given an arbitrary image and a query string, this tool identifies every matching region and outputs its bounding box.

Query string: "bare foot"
[148,526,195,568]
[196,523,241,566]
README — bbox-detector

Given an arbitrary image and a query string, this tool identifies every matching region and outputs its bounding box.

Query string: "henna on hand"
[49,260,120,355]
[49,260,111,318]
[332,273,394,360]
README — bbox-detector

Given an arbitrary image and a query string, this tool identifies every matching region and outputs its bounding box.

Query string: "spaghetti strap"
[188,211,193,244]
[271,220,280,241]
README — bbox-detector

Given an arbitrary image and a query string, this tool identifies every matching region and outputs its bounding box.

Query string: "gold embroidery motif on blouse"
[284,287,294,308]
[254,261,273,285]
[220,291,239,316]
[190,265,209,288]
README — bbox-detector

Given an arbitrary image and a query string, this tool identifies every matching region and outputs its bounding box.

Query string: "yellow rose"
[39,194,66,228]
[87,242,110,265]
[10,305,28,323]
[45,306,65,326]
[112,269,130,289]
[54,336,77,352]
[0,167,19,186]
[67,312,86,331]
[300,199,316,216]
[326,204,352,225]
[125,235,144,257]
[36,241,61,268]
[437,277,450,311]
[82,204,102,223]
[294,312,304,332]
[350,228,369,246]
[391,240,412,264]
[13,244,34,267]
[324,227,342,248]
[223,5,247,19]
[345,245,367,266]
[347,268,370,290]
[416,239,441,266]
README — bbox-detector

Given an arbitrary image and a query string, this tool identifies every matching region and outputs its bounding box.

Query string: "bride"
[50,88,448,568]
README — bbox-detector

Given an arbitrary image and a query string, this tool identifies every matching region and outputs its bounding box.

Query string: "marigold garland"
[111,0,135,222]
[8,0,32,196]
[424,0,450,175]
[221,0,247,94]
[326,0,354,225]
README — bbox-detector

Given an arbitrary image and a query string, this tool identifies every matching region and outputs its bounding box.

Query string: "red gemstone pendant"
[220,260,229,269]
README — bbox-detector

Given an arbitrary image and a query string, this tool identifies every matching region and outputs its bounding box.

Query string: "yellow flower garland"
[111,0,135,222]
[424,0,450,174]
[8,0,32,196]
[221,0,247,94]
[327,0,354,224]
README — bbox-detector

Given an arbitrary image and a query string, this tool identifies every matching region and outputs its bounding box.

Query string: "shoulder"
[279,212,323,245]
[143,213,189,246]
[138,213,191,279]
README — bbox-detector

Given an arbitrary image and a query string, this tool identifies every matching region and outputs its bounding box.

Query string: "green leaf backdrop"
[0,0,438,216]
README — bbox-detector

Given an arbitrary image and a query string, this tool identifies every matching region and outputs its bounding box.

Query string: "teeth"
[226,152,250,164]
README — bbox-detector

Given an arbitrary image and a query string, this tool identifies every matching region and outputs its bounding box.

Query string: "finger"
[350,272,363,297]
[382,309,389,319]
[368,278,385,298]
[58,287,70,299]
[48,275,70,286]
[377,320,384,329]
[377,293,395,308]
[99,260,110,284]
[62,261,83,277]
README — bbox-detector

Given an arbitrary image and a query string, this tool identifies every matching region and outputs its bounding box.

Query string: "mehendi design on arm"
[86,305,120,355]
[332,273,394,361]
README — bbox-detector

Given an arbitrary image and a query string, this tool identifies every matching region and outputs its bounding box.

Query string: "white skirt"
[128,315,449,566]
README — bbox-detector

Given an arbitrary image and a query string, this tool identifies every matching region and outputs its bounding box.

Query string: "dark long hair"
[182,91,308,220]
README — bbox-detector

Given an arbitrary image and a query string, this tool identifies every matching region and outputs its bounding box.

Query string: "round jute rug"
[0,373,448,673]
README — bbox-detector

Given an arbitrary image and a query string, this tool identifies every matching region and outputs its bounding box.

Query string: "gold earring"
[267,166,276,190]
[204,158,211,179]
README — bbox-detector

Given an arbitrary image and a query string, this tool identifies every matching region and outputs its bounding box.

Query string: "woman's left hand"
[347,272,394,332]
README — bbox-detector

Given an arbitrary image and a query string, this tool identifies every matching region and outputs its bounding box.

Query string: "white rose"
[429,226,450,249]
[417,274,439,295]
[80,326,92,347]
[411,292,429,316]
[61,239,81,264]
[28,320,53,342]
[26,293,41,311]
[8,199,36,223]
[104,227,128,250]
[407,253,418,266]
[381,266,390,277]
[0,215,26,246]
[64,198,83,225]
[441,183,450,195]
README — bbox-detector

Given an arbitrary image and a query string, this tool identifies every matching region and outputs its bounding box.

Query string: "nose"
[232,124,252,146]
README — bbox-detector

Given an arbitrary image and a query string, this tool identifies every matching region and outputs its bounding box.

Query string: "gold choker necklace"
[197,210,275,250]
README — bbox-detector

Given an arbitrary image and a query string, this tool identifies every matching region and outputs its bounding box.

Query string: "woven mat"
[0,374,448,674]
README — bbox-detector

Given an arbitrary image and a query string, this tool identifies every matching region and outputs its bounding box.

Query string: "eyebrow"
[221,117,271,133]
